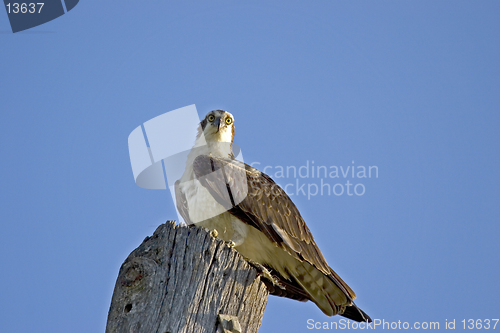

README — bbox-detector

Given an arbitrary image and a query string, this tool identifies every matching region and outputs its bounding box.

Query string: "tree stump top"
[106,221,269,333]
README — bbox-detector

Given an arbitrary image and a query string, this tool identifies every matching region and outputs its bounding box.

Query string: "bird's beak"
[214,118,221,132]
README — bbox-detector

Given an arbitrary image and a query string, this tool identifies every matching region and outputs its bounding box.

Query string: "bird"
[174,110,371,322]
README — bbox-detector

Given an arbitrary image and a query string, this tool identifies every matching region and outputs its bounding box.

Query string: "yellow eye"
[208,114,215,122]
[225,118,232,125]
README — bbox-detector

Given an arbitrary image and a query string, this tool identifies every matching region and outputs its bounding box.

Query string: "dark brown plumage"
[191,154,371,322]
[175,110,370,322]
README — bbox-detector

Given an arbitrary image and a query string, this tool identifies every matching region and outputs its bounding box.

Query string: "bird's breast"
[179,178,236,240]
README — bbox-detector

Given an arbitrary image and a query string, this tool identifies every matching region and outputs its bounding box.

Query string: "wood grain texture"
[106,221,269,333]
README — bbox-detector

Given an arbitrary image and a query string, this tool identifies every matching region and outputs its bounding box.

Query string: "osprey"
[175,110,371,322]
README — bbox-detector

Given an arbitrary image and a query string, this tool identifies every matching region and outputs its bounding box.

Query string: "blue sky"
[1,1,499,332]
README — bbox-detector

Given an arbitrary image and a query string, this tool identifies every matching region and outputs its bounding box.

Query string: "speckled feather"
[192,156,360,308]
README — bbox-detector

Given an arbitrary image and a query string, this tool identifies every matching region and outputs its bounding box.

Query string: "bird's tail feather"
[293,261,349,317]
[341,304,372,323]
[293,261,371,322]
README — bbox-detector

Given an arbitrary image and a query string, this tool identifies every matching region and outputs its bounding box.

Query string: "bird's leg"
[245,259,284,288]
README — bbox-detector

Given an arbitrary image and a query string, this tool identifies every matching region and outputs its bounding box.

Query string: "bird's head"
[198,110,235,143]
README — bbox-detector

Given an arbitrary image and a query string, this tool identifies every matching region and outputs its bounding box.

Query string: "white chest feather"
[178,165,249,245]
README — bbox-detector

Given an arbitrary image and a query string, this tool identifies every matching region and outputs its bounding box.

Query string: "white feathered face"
[200,110,235,143]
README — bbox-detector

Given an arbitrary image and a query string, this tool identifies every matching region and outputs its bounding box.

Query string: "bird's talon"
[225,240,236,247]
[246,260,283,288]
[210,229,219,238]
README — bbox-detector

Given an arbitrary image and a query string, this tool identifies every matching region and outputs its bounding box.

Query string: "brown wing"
[192,154,357,302]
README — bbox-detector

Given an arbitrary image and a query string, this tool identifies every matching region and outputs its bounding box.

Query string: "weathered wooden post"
[106,221,269,333]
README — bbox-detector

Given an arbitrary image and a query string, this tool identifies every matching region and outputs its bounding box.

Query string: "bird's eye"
[208,114,215,122]
[225,118,232,125]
